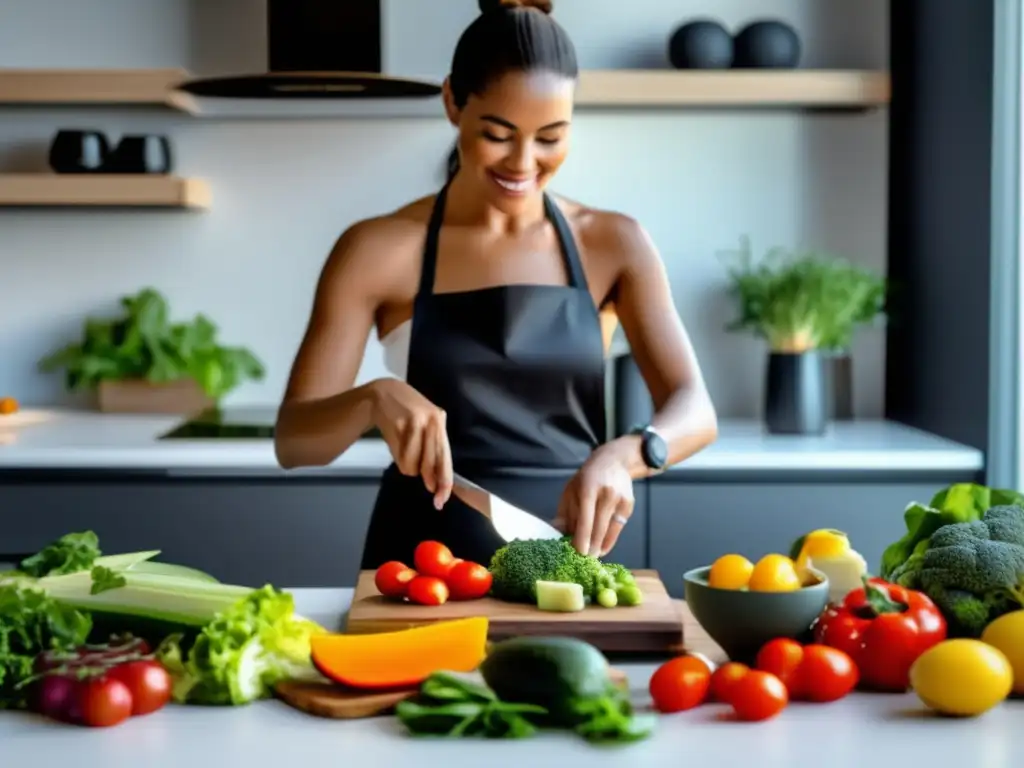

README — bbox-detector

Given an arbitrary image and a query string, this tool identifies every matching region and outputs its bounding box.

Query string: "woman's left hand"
[555,446,635,557]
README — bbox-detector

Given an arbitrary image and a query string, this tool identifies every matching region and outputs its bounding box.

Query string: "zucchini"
[480,636,612,723]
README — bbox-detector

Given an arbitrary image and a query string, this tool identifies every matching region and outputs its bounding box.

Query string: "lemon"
[747,554,801,593]
[909,639,1013,717]
[981,610,1024,695]
[708,554,754,590]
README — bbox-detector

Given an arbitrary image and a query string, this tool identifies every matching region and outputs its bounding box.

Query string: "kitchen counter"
[0,588,1019,768]
[0,408,984,474]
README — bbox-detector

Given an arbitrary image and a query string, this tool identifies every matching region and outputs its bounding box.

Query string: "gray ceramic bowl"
[683,565,830,665]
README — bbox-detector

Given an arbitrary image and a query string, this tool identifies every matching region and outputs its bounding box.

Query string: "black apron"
[360,182,608,569]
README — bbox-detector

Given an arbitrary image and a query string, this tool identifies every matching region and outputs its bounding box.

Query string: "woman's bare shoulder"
[551,194,656,266]
[320,194,436,279]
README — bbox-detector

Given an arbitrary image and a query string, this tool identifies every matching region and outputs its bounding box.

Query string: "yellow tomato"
[747,554,801,593]
[708,554,754,590]
[981,610,1024,695]
[909,639,1013,717]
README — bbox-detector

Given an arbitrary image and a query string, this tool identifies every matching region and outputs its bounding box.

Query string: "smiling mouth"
[488,172,536,194]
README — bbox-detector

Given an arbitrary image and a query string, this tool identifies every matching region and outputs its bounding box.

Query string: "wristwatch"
[630,425,669,471]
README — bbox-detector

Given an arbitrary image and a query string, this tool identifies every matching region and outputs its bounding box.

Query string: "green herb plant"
[719,236,887,354]
[38,287,265,400]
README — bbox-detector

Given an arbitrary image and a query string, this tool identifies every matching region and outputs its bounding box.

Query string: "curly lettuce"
[156,585,325,706]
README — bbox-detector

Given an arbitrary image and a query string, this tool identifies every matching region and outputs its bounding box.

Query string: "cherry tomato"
[649,655,712,713]
[79,676,133,728]
[446,560,493,600]
[710,662,749,704]
[730,670,788,722]
[413,541,457,579]
[107,660,172,716]
[374,561,418,598]
[755,638,805,697]
[797,645,858,703]
[407,575,449,606]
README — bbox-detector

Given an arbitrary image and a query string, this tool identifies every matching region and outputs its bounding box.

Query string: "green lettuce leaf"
[156,585,324,706]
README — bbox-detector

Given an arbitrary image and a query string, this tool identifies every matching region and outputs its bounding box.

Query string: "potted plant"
[38,287,266,414]
[720,237,887,434]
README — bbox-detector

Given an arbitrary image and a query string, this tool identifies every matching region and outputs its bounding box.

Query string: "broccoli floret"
[487,537,635,604]
[488,538,575,603]
[908,504,1024,636]
[925,584,992,637]
[983,504,1024,543]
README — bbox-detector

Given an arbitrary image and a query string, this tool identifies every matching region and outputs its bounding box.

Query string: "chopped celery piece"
[536,580,585,612]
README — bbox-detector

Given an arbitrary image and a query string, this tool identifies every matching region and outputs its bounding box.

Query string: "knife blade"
[451,472,563,542]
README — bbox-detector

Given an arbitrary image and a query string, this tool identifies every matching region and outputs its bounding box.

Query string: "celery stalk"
[95,550,161,570]
[35,569,254,627]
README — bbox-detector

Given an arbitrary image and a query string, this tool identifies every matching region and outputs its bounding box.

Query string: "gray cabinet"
[648,481,941,597]
[0,476,648,587]
[0,481,379,587]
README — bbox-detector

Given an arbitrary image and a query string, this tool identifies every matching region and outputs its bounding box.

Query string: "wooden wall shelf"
[0,68,197,113]
[575,70,891,108]
[0,68,889,118]
[0,175,210,209]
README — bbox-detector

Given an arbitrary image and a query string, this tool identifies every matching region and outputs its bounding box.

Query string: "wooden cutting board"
[274,668,630,720]
[345,569,682,653]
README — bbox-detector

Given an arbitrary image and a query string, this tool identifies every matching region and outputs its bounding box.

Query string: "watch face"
[644,430,669,469]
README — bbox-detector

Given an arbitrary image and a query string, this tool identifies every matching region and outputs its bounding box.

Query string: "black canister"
[613,353,653,437]
[764,351,830,435]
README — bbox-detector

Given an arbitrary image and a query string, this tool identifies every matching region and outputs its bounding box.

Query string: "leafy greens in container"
[37,287,265,400]
[720,236,887,353]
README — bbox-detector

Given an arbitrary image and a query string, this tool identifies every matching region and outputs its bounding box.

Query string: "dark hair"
[445,0,579,180]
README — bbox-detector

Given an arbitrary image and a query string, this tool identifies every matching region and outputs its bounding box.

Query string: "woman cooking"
[274,0,718,570]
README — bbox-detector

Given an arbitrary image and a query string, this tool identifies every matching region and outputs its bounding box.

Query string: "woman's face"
[445,69,575,213]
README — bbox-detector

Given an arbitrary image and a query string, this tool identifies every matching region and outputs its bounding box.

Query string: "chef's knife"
[451,472,563,542]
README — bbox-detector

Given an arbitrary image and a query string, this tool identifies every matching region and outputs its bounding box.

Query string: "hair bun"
[478,0,554,14]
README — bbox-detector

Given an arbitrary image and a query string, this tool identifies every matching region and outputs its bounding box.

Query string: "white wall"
[0,0,890,418]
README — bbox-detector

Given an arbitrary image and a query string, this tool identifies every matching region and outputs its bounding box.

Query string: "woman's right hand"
[368,378,453,510]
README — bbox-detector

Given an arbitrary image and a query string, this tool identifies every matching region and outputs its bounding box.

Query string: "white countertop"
[0,408,984,474]
[0,588,1019,768]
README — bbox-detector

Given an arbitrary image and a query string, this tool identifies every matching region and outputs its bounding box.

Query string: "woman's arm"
[274,221,390,469]
[600,215,719,478]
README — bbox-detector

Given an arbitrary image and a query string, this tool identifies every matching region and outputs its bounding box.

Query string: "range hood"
[177,0,441,100]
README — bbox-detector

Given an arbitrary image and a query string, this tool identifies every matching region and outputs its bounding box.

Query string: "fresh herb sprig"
[396,672,546,739]
[397,672,654,743]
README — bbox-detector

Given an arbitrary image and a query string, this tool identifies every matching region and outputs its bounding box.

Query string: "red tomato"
[374,561,418,598]
[414,541,456,579]
[407,575,449,606]
[710,662,749,704]
[649,655,712,713]
[107,660,172,716]
[446,560,493,600]
[79,676,133,728]
[797,645,858,703]
[755,638,805,697]
[730,670,788,722]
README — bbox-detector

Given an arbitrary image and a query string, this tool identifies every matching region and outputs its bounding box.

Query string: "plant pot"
[97,379,214,415]
[764,351,830,435]
[829,352,854,421]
